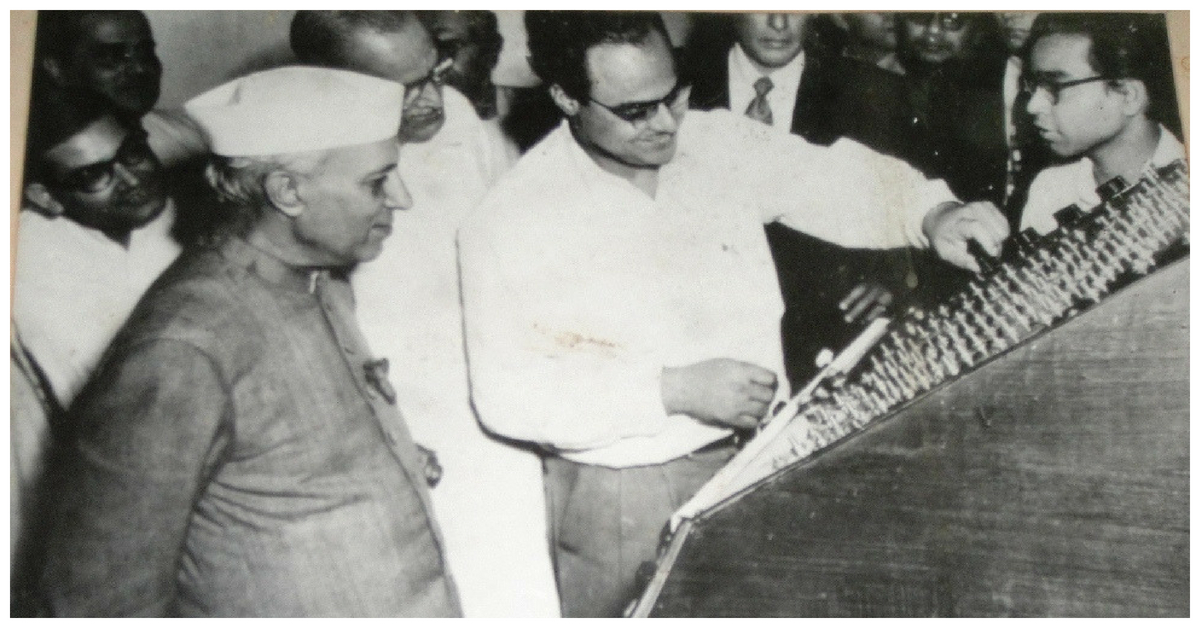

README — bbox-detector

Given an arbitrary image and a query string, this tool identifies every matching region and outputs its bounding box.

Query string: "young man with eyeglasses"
[288,11,555,617]
[14,86,180,411]
[458,11,1010,617]
[1018,12,1184,236]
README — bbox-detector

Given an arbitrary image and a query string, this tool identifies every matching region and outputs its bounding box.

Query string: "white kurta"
[1020,126,1186,235]
[12,202,181,408]
[353,88,559,617]
[458,109,955,470]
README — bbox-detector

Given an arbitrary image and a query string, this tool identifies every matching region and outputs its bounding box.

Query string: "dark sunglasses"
[53,131,156,194]
[1020,74,1114,105]
[587,81,692,124]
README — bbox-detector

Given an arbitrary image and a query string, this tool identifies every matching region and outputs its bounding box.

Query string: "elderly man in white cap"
[40,66,461,617]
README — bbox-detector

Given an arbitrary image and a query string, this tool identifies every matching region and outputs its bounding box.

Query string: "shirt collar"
[729,42,806,98]
[219,236,334,294]
[551,119,672,203]
[1150,125,1186,167]
[1080,124,1187,187]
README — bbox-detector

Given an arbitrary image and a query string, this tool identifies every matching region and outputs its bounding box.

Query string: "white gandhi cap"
[185,66,405,157]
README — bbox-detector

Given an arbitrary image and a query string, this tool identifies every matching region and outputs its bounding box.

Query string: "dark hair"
[896,12,1007,83]
[34,10,149,65]
[290,10,416,66]
[524,11,670,101]
[416,10,502,57]
[1027,12,1180,137]
[22,83,119,185]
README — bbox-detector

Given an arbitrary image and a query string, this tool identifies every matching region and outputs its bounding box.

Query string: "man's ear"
[548,84,582,117]
[263,170,305,218]
[1113,78,1150,117]
[23,183,66,218]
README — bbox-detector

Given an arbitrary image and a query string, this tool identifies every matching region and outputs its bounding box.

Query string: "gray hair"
[203,152,325,236]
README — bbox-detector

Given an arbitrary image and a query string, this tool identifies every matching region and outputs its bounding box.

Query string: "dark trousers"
[545,447,735,617]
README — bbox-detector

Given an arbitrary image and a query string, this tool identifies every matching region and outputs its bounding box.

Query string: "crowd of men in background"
[11,10,1183,617]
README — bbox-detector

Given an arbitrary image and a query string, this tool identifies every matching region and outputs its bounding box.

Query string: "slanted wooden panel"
[650,259,1189,617]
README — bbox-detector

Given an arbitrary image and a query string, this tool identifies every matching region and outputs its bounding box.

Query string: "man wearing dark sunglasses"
[458,11,1010,617]
[34,11,207,168]
[1018,13,1183,236]
[15,86,179,411]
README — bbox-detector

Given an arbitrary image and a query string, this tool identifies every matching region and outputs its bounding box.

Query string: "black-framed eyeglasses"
[404,56,454,94]
[1020,75,1113,104]
[52,131,156,194]
[905,12,968,32]
[587,81,692,125]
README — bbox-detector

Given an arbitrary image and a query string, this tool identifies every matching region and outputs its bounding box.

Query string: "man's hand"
[923,200,1011,272]
[662,358,778,430]
[839,282,894,324]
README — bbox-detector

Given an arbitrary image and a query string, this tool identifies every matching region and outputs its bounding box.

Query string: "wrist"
[922,200,964,242]
[660,366,685,416]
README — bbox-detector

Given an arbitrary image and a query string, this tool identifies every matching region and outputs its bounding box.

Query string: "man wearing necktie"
[723,13,808,133]
[686,12,920,388]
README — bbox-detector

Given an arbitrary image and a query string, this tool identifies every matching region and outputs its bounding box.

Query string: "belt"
[689,432,745,456]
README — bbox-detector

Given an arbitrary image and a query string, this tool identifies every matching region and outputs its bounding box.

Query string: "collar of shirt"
[1079,125,1186,199]
[728,43,806,132]
[220,236,336,294]
[1021,125,1186,234]
[22,197,177,251]
[544,120,667,209]
[1003,55,1022,140]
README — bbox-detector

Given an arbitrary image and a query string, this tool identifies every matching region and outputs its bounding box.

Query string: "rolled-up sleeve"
[707,112,957,249]
[43,340,231,617]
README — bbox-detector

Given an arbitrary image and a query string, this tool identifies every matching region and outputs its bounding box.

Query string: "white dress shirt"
[13,201,180,408]
[1003,55,1023,146]
[458,109,955,469]
[1020,126,1185,235]
[352,87,559,618]
[728,43,806,133]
